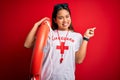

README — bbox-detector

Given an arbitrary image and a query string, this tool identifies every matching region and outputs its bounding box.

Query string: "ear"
[54,18,57,23]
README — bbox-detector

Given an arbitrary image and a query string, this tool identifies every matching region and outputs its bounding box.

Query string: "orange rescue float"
[31,18,51,80]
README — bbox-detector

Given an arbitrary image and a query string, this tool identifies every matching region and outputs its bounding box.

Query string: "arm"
[75,27,96,64]
[24,17,49,48]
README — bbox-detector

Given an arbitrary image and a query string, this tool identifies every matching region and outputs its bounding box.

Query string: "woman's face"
[55,9,71,31]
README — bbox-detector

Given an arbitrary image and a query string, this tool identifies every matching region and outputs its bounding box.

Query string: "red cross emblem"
[56,42,69,54]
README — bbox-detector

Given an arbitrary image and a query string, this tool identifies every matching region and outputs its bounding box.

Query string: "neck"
[57,27,69,31]
[58,29,69,31]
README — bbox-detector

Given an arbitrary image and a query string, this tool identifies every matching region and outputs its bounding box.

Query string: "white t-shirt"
[41,30,83,80]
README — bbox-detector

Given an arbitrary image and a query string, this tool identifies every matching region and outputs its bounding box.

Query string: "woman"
[24,3,96,80]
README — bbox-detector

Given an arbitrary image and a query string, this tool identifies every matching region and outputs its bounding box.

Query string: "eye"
[66,15,70,18]
[58,16,63,19]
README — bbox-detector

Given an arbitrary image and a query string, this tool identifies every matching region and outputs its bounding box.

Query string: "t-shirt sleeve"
[75,33,83,52]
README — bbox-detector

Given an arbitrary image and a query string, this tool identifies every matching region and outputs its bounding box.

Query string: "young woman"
[24,3,96,80]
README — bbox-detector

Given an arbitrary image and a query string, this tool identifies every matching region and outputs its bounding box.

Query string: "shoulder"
[70,31,83,38]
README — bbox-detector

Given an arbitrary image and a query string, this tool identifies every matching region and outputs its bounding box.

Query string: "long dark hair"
[52,3,74,31]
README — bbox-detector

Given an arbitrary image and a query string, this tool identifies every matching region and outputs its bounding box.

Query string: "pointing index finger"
[92,27,96,30]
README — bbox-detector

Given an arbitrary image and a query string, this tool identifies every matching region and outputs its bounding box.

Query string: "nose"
[63,18,67,22]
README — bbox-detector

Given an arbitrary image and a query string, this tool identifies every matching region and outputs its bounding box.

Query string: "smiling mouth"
[62,23,69,27]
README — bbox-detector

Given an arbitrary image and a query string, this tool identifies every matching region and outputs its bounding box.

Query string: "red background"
[0,0,120,80]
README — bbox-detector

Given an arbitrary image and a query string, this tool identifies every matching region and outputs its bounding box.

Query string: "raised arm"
[24,17,49,48]
[75,27,96,64]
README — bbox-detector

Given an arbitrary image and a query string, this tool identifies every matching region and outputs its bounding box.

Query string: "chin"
[63,28,69,30]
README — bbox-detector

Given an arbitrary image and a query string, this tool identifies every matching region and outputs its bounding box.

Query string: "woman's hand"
[34,17,50,27]
[75,27,96,63]
[84,27,96,39]
[24,17,50,48]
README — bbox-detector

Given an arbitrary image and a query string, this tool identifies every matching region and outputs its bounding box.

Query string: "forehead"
[57,9,70,16]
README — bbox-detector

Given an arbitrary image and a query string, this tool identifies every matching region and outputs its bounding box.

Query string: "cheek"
[68,17,71,22]
[66,17,71,23]
[57,20,63,25]
[69,19,71,23]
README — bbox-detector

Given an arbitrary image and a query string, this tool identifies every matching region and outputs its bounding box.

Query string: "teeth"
[63,23,68,26]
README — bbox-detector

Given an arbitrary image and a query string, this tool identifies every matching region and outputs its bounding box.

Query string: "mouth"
[62,23,69,27]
